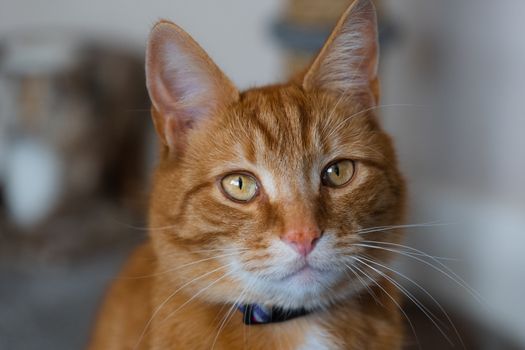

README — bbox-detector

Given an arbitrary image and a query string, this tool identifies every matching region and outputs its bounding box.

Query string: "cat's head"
[146,0,405,310]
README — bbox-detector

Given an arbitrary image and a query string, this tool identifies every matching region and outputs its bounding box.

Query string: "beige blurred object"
[284,53,315,77]
[279,0,386,76]
[284,0,385,28]
[284,0,352,26]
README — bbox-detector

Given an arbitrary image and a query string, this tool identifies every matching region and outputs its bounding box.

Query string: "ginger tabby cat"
[89,0,407,348]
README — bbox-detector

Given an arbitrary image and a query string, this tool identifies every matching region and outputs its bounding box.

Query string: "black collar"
[238,304,310,325]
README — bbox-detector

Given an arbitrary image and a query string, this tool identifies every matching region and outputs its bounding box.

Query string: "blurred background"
[0,0,523,349]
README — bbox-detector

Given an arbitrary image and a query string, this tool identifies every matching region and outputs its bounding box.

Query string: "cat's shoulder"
[88,242,155,350]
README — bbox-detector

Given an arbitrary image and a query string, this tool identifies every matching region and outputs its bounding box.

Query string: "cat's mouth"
[279,263,323,283]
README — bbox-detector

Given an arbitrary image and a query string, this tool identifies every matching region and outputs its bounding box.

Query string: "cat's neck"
[150,272,397,349]
[149,286,333,349]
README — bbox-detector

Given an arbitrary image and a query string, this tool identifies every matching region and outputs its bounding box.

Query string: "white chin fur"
[226,235,365,310]
[230,264,360,310]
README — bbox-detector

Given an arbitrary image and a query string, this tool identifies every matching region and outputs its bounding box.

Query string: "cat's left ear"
[146,21,239,153]
[302,0,380,104]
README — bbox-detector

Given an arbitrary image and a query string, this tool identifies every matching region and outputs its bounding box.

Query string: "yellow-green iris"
[322,160,355,187]
[221,173,258,202]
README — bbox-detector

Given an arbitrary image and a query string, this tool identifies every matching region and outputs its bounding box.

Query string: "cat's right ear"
[146,21,239,153]
[302,0,380,104]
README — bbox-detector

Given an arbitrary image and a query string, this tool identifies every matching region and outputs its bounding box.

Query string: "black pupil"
[333,164,340,177]
[238,176,243,190]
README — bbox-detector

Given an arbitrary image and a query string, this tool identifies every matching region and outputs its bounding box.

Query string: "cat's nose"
[281,227,322,256]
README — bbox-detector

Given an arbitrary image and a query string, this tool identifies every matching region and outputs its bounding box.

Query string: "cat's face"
[147,0,405,310]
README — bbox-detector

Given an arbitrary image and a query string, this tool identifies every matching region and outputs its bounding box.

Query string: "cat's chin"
[271,269,347,308]
[231,266,359,311]
[278,264,321,283]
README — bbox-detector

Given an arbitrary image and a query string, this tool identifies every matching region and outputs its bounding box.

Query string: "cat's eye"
[220,173,259,202]
[322,160,355,188]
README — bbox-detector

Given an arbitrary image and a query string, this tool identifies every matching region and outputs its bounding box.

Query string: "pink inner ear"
[159,42,215,123]
[146,21,239,151]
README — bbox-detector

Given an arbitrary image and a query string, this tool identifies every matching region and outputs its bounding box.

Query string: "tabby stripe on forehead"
[242,135,258,164]
[274,92,297,145]
[297,99,314,150]
[251,113,278,149]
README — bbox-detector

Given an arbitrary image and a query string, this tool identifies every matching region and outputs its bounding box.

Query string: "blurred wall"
[383,0,525,196]
[0,0,284,89]
[381,0,525,346]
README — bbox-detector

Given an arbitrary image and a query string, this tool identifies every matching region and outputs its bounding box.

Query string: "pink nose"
[281,227,322,256]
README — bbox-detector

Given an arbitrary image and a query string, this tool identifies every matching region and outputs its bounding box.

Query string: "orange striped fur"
[89,0,406,349]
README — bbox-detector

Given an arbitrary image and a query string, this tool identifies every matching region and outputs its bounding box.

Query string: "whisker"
[344,263,382,306]
[108,218,178,232]
[353,242,485,304]
[326,104,427,141]
[354,257,454,346]
[357,221,454,235]
[322,54,369,136]
[357,255,466,349]
[211,279,254,350]
[114,222,233,233]
[211,300,240,349]
[360,240,459,262]
[191,248,249,253]
[155,271,233,333]
[349,263,421,350]
[133,263,233,350]
[120,252,242,279]
[156,247,248,259]
[153,247,248,260]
